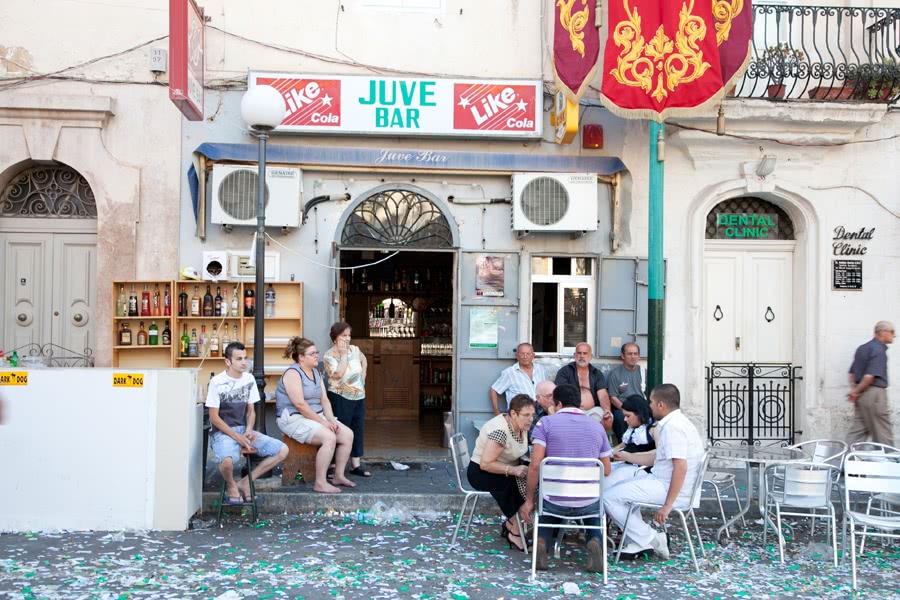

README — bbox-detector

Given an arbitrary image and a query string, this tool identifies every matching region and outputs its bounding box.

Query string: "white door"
[703,244,793,364]
[0,232,97,356]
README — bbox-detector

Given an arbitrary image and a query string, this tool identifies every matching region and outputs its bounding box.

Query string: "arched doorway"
[703,196,800,446]
[0,163,97,364]
[336,186,457,452]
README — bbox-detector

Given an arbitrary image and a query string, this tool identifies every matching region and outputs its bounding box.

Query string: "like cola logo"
[453,83,537,132]
[256,76,342,127]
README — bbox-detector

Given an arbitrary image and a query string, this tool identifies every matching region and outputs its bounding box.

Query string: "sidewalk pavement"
[2,512,899,599]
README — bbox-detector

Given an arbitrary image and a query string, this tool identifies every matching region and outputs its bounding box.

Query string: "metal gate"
[706,362,802,446]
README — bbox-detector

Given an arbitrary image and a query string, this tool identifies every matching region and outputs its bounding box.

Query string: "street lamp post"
[240,85,286,428]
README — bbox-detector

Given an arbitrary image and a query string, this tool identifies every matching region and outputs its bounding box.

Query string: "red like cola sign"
[256,76,342,127]
[453,83,537,132]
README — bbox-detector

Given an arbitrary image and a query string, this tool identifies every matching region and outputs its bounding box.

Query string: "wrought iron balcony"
[732,4,900,104]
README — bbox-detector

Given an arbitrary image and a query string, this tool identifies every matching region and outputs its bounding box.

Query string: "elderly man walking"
[847,320,895,446]
[603,384,704,559]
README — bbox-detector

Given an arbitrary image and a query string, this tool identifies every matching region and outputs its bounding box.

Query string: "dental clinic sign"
[248,72,542,139]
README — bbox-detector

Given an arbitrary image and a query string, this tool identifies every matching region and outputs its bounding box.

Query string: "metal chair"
[842,451,900,590]
[763,462,840,565]
[448,433,528,552]
[531,457,606,583]
[790,439,847,468]
[849,442,900,455]
[615,450,711,572]
[702,470,746,538]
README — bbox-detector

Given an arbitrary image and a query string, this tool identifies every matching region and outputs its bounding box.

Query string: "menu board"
[832,260,863,290]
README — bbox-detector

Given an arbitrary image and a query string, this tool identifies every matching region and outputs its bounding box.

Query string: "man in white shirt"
[603,383,705,559]
[489,343,548,415]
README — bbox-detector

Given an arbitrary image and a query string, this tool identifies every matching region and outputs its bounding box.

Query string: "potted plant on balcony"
[763,43,805,99]
[865,58,900,101]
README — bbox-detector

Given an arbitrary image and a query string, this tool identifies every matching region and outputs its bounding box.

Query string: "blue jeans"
[537,499,603,547]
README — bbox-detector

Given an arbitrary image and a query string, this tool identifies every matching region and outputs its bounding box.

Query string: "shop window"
[531,256,595,354]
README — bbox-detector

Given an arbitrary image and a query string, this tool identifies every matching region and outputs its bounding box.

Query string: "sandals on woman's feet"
[348,466,371,477]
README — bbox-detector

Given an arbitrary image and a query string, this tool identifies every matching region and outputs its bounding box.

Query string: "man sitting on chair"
[518,384,612,572]
[602,383,704,559]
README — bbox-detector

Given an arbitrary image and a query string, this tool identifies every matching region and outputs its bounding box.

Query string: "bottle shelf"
[175,316,237,320]
[115,316,173,321]
[114,345,172,350]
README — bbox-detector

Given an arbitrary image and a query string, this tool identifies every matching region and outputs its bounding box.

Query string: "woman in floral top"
[323,321,370,477]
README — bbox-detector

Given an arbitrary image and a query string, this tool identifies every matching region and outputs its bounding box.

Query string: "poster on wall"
[469,307,499,348]
[475,255,505,297]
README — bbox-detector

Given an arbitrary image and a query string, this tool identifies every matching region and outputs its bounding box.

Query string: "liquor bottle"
[221,322,231,347]
[244,287,255,317]
[232,324,239,344]
[180,325,190,357]
[210,324,220,358]
[230,288,239,317]
[199,325,208,357]
[264,284,276,318]
[152,284,161,316]
[119,322,133,346]
[214,286,223,316]
[128,285,139,317]
[393,268,401,291]
[136,321,147,346]
[178,285,188,317]
[413,270,420,291]
[148,321,159,345]
[140,284,150,317]
[202,285,213,317]
[360,269,368,291]
[117,285,128,317]
[191,285,200,317]
[401,269,408,291]
[388,300,395,319]
[188,328,199,357]
[220,287,228,316]
[163,284,172,316]
[161,321,171,346]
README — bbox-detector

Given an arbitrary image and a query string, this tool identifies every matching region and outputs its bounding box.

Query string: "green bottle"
[9,350,18,367]
[148,321,159,346]
[180,325,190,358]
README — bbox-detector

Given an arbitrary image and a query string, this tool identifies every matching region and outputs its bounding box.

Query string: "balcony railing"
[733,4,900,104]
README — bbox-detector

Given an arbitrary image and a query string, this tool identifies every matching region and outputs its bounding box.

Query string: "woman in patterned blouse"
[467,394,535,551]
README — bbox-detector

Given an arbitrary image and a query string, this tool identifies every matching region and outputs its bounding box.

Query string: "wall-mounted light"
[582,124,604,149]
[757,155,777,177]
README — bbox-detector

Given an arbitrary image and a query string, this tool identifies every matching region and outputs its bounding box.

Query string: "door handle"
[765,306,775,323]
[735,336,741,351]
[18,313,28,323]
[713,305,723,322]
[74,314,83,322]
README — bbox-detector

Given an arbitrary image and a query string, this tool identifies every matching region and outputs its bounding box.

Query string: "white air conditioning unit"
[511,172,599,232]
[210,164,302,228]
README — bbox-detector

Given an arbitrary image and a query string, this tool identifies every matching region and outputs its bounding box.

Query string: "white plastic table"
[709,445,809,541]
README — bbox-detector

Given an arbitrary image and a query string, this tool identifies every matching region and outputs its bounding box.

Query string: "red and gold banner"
[553,0,602,104]
[600,0,753,121]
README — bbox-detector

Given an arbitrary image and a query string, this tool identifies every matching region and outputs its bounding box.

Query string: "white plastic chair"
[448,433,491,547]
[531,457,606,583]
[448,433,528,553]
[615,450,711,572]
[842,451,900,590]
[763,462,840,565]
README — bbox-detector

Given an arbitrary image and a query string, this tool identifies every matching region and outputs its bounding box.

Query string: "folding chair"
[615,450,711,572]
[531,457,606,583]
[842,451,900,590]
[448,433,528,552]
[763,462,840,565]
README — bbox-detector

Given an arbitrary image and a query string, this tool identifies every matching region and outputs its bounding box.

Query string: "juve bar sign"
[169,0,204,121]
[248,72,542,138]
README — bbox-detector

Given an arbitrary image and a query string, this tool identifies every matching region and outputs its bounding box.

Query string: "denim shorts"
[210,425,285,465]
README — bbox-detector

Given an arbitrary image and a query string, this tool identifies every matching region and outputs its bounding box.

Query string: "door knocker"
[765,306,775,323]
[713,305,724,322]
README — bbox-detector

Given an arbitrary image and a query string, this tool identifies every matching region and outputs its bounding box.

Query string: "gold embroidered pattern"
[557,0,591,58]
[609,0,712,102]
[712,0,744,45]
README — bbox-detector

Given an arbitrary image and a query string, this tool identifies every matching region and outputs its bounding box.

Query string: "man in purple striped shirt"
[518,384,612,572]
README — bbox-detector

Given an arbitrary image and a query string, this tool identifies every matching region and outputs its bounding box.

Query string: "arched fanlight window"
[0,165,97,218]
[705,196,794,240]
[341,188,453,248]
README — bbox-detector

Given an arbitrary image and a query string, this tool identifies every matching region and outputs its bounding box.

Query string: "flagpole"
[647,120,665,391]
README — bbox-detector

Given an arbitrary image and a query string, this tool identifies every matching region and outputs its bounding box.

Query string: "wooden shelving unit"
[112,280,303,384]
